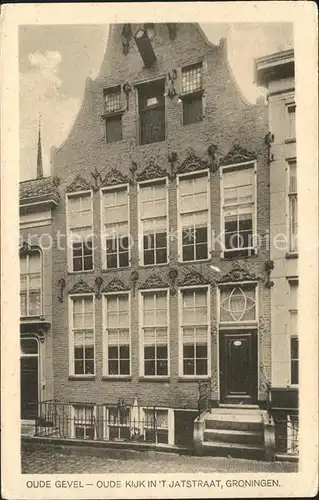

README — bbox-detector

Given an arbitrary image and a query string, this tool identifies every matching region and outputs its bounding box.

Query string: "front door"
[20,338,39,419]
[220,331,257,404]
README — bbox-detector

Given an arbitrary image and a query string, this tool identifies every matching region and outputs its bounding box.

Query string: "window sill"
[101,109,125,119]
[101,266,131,273]
[178,258,210,264]
[138,377,170,383]
[67,270,94,275]
[285,138,296,144]
[68,376,96,381]
[139,262,169,268]
[178,377,210,382]
[102,376,132,381]
[285,252,298,259]
[220,249,257,260]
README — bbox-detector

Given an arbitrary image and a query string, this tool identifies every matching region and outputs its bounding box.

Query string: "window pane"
[183,96,203,125]
[28,253,40,273]
[145,360,155,375]
[182,64,202,93]
[157,360,168,375]
[196,359,207,375]
[183,245,195,262]
[120,360,130,375]
[106,116,122,143]
[108,360,118,375]
[183,359,194,375]
[145,346,155,359]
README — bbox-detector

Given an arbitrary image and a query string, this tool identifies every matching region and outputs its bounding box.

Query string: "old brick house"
[48,23,271,451]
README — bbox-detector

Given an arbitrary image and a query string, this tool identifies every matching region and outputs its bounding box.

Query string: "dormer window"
[181,63,203,125]
[103,86,123,143]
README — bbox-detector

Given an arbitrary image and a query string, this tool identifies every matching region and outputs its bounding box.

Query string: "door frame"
[20,335,41,419]
[219,329,258,404]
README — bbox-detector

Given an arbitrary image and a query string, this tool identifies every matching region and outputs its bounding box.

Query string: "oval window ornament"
[233,340,242,347]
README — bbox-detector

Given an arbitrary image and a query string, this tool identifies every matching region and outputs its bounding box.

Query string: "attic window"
[182,63,203,94]
[103,86,123,144]
[181,63,203,125]
[104,86,122,114]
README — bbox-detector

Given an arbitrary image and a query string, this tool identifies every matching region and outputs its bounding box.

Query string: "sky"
[19,23,293,181]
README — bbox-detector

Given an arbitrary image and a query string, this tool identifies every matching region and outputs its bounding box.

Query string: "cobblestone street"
[22,442,298,474]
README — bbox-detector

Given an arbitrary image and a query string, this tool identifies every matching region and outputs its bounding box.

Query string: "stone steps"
[204,428,264,446]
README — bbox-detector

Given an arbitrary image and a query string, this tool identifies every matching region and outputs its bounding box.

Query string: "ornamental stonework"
[68,279,94,295]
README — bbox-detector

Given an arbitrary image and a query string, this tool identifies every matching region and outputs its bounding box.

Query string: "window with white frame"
[67,192,93,272]
[70,296,95,375]
[286,103,296,140]
[219,285,257,323]
[181,63,203,125]
[102,186,129,269]
[289,281,298,385]
[104,293,130,376]
[143,408,168,443]
[73,405,95,439]
[288,160,298,253]
[180,287,209,376]
[141,290,169,376]
[221,163,256,255]
[106,406,131,440]
[139,180,168,266]
[178,172,209,262]
[20,250,41,316]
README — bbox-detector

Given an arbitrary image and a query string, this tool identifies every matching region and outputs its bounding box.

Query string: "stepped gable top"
[19,176,60,206]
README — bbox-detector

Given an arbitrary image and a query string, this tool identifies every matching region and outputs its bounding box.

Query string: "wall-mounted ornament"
[57,277,66,303]
[176,150,209,175]
[264,259,275,288]
[207,144,219,173]
[264,132,275,165]
[121,24,132,55]
[68,279,94,295]
[102,277,129,294]
[167,23,177,41]
[123,82,132,111]
[52,176,61,187]
[219,141,257,166]
[168,268,178,295]
[140,272,168,290]
[136,159,169,182]
[166,69,177,99]
[95,276,104,299]
[219,261,257,283]
[168,151,178,179]
[130,271,139,297]
[129,161,138,184]
[259,363,271,393]
[66,174,91,193]
[178,268,211,287]
[91,166,105,192]
[19,240,31,255]
[101,167,129,188]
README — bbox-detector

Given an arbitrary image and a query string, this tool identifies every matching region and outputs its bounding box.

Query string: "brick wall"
[51,23,270,408]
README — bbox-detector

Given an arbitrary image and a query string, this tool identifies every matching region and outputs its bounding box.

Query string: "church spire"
[36,115,43,179]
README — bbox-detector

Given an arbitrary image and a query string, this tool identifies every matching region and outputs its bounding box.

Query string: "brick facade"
[51,23,270,410]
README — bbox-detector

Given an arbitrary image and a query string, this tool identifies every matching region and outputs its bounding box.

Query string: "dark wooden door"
[220,331,257,404]
[21,357,38,419]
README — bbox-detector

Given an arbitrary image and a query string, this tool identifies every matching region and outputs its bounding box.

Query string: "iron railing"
[273,411,299,456]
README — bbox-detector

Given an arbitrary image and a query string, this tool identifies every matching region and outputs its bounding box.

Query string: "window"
[73,405,95,439]
[104,293,130,376]
[102,186,129,269]
[20,251,41,316]
[286,103,296,140]
[178,172,209,262]
[221,163,256,256]
[138,80,165,145]
[180,287,209,376]
[219,285,257,323]
[288,161,298,252]
[67,193,93,272]
[139,180,168,265]
[181,63,203,125]
[140,290,169,377]
[289,281,298,385]
[106,406,131,440]
[143,409,168,443]
[104,86,123,143]
[70,296,95,375]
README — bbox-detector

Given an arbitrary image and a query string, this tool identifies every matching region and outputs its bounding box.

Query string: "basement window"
[138,80,165,145]
[181,63,203,126]
[103,86,123,143]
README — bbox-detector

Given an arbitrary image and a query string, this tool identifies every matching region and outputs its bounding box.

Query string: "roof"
[254,49,294,87]
[19,176,60,209]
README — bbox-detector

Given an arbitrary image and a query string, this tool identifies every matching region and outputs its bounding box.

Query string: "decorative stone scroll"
[66,174,91,193]
[219,142,256,166]
[178,268,210,287]
[219,262,257,283]
[176,150,209,175]
[101,168,129,187]
[139,272,169,290]
[68,279,94,295]
[136,160,169,182]
[102,277,129,293]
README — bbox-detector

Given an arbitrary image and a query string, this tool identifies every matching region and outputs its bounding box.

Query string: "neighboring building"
[46,23,271,452]
[19,124,60,421]
[255,49,298,457]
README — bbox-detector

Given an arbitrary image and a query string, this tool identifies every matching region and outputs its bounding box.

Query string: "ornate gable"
[66,174,91,193]
[68,279,94,294]
[101,168,129,187]
[139,272,168,290]
[176,150,209,175]
[136,160,168,182]
[219,143,256,166]
[219,262,257,283]
[178,268,210,287]
[102,277,129,293]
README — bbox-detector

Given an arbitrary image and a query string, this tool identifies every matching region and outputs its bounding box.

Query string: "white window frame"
[103,405,132,440]
[178,285,211,379]
[66,190,94,273]
[142,407,170,444]
[220,160,257,258]
[137,177,169,267]
[139,288,170,378]
[286,101,296,141]
[177,169,211,263]
[286,159,298,254]
[71,404,97,439]
[100,183,130,270]
[102,291,131,377]
[290,336,299,387]
[217,282,259,327]
[288,279,298,386]
[20,249,43,317]
[68,293,96,377]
